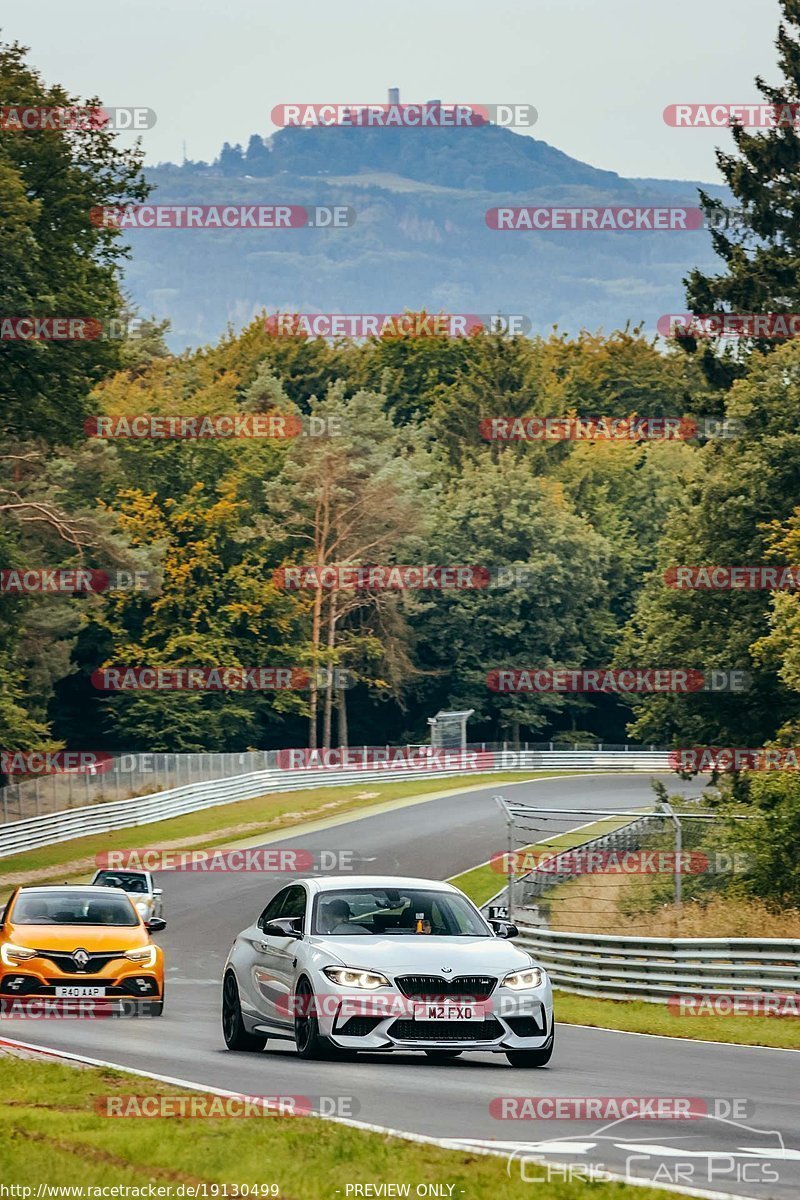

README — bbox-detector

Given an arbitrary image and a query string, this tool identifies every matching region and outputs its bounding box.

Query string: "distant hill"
[124,124,731,350]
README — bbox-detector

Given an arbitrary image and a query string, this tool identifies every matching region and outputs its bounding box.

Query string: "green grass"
[0,1051,691,1198]
[553,991,800,1049]
[450,819,800,1050]
[0,771,568,886]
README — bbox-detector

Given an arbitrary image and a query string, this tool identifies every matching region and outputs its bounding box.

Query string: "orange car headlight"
[124,946,157,968]
[1,943,38,966]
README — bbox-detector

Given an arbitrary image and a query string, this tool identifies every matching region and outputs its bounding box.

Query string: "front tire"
[294,977,334,1060]
[222,972,266,1051]
[505,1030,554,1068]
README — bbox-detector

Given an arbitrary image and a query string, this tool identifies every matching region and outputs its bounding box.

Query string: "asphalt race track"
[4,773,799,1199]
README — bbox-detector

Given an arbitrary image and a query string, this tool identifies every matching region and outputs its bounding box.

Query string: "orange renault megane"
[0,885,166,1014]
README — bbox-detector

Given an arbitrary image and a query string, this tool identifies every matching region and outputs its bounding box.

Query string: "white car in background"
[91,868,165,927]
[222,875,554,1067]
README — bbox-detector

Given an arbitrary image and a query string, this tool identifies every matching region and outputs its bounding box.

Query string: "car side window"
[257,887,292,930]
[279,885,307,927]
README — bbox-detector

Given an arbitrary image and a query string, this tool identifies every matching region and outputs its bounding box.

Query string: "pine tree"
[682,1,800,382]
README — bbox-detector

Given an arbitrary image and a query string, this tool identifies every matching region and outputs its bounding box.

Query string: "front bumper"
[319,987,552,1052]
[0,954,164,1005]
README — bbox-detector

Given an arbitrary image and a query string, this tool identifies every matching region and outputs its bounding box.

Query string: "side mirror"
[489,919,519,939]
[263,917,303,939]
[146,916,167,933]
[152,888,163,896]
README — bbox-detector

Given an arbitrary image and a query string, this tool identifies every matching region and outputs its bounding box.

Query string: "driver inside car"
[319,897,370,935]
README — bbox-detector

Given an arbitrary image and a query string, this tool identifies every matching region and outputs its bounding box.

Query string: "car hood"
[6,922,149,951]
[310,934,535,976]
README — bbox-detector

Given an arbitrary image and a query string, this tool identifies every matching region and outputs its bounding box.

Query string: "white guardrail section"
[0,750,670,858]
[513,924,800,1003]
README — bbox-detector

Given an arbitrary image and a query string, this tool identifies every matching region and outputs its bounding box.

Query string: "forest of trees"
[4,1,800,792]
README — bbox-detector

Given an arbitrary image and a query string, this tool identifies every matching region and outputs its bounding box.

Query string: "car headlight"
[1,943,38,966]
[502,967,544,990]
[322,967,390,989]
[135,901,150,915]
[125,946,157,967]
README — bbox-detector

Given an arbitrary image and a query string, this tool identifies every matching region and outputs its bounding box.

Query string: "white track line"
[0,1034,764,1200]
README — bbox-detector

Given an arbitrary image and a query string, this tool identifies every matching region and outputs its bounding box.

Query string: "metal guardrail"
[514,925,800,1002]
[479,814,800,1003]
[0,749,672,847]
[0,745,667,824]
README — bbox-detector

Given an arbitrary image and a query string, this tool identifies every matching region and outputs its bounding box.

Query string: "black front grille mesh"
[390,1018,503,1041]
[395,975,497,1000]
[336,1016,384,1037]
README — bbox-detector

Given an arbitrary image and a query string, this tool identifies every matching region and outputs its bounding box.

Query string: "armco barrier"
[513,924,800,1003]
[0,750,671,858]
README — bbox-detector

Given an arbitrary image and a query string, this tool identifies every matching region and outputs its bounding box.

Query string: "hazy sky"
[4,0,784,180]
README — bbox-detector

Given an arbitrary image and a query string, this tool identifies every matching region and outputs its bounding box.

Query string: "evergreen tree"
[683,1,800,383]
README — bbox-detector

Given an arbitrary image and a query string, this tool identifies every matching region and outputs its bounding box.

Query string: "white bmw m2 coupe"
[222,875,554,1067]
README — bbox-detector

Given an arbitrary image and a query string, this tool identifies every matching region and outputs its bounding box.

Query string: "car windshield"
[94,871,149,894]
[11,891,140,926]
[312,887,491,937]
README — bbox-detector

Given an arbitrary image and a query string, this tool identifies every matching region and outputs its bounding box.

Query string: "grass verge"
[0,1047,690,1199]
[552,991,800,1049]
[0,771,565,888]
[450,820,800,1051]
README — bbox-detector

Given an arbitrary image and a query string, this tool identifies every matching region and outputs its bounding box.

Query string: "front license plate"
[55,986,106,997]
[412,1001,483,1021]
